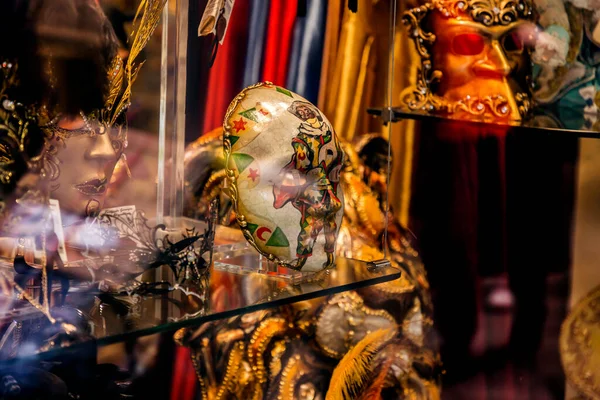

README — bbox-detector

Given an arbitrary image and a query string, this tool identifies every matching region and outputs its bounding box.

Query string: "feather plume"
[356,359,393,400]
[105,56,124,111]
[326,328,396,400]
[104,0,166,126]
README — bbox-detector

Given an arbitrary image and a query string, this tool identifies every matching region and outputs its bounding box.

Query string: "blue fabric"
[243,0,270,88]
[286,14,307,91]
[287,0,328,103]
[556,71,599,129]
[558,75,599,104]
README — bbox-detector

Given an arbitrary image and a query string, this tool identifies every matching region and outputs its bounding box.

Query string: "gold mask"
[402,0,535,121]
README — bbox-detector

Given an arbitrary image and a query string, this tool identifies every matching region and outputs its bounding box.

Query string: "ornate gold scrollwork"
[432,0,532,26]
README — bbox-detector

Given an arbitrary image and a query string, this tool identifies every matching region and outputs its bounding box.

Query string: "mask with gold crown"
[0,0,166,237]
[402,0,536,122]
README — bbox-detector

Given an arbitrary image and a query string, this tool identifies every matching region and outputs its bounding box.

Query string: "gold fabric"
[393,2,419,226]
[320,0,377,140]
[318,0,418,226]
[317,0,343,110]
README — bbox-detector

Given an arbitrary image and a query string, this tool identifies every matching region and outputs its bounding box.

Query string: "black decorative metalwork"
[93,199,218,293]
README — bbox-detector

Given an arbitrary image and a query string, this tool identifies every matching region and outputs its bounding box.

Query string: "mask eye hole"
[452,33,485,56]
[57,116,86,130]
[502,31,524,52]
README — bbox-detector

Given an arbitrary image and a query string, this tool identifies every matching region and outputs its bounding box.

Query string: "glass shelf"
[368,106,600,137]
[0,256,400,365]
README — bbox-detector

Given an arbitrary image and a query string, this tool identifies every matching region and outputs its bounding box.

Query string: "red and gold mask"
[403,0,535,121]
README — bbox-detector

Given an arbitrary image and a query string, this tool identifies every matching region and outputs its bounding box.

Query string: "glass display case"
[0,0,598,398]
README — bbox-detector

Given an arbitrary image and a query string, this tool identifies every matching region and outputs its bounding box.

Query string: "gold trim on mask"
[223,82,295,268]
[0,63,34,186]
[433,0,532,26]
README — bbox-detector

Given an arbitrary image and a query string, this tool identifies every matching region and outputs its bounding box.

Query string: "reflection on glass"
[0,0,171,358]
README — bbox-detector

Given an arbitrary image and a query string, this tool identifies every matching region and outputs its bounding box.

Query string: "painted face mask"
[402,0,535,121]
[224,83,345,272]
[40,110,125,219]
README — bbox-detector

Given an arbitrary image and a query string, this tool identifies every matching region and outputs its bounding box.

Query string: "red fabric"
[170,346,197,400]
[261,0,298,85]
[202,0,250,134]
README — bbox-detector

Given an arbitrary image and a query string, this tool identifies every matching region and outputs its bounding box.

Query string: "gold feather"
[356,359,393,400]
[104,0,166,126]
[128,0,165,59]
[105,56,124,111]
[326,328,396,400]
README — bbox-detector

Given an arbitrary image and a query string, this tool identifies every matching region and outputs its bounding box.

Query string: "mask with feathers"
[0,0,166,235]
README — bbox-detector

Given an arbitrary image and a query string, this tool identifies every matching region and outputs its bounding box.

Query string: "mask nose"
[86,132,117,163]
[472,40,512,79]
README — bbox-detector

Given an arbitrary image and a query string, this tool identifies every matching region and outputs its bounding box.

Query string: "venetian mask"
[0,0,165,235]
[402,0,535,121]
[36,113,124,220]
[224,83,345,272]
